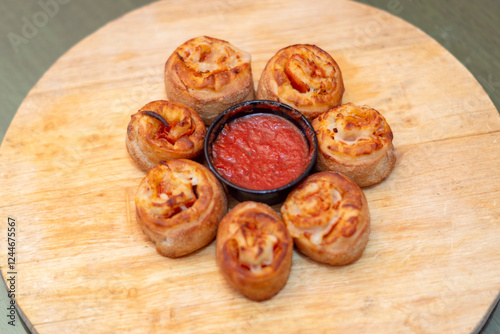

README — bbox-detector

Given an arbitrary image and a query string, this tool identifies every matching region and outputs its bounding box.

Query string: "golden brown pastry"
[164,36,255,125]
[126,100,206,172]
[256,44,344,121]
[135,159,227,258]
[312,103,396,187]
[216,201,293,301]
[280,172,370,266]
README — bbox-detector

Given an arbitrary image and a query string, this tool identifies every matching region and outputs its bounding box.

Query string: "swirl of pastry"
[312,103,396,187]
[126,100,206,172]
[135,159,227,258]
[164,36,256,125]
[216,201,293,301]
[280,172,370,265]
[256,44,344,121]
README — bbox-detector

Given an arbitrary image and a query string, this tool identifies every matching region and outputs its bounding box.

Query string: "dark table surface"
[0,1,499,333]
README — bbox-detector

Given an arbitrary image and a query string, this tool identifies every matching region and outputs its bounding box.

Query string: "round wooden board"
[1,0,499,333]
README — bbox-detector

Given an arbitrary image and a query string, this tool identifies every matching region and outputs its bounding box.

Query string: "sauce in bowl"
[211,113,311,190]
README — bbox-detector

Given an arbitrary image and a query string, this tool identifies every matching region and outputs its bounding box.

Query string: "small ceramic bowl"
[204,100,318,205]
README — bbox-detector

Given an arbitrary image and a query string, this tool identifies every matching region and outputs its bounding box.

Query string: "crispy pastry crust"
[312,103,396,187]
[126,100,206,172]
[135,159,227,258]
[216,201,293,301]
[281,172,370,265]
[164,36,256,125]
[256,44,344,121]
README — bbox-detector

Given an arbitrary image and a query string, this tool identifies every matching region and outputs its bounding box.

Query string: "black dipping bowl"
[204,100,318,206]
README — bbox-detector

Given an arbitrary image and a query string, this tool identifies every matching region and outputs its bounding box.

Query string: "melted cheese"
[286,187,342,245]
[334,128,372,145]
[237,234,278,272]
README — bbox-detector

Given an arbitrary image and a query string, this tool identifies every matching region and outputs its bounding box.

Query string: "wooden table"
[1,0,499,333]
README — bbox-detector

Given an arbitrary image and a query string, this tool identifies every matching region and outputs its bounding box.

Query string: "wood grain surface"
[1,0,499,333]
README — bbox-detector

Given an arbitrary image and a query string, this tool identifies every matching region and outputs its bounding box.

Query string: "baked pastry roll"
[135,159,227,258]
[216,201,293,301]
[126,100,206,172]
[256,44,344,120]
[164,36,256,125]
[280,172,370,265]
[312,103,396,187]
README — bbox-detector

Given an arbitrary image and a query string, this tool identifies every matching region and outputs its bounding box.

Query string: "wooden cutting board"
[1,0,499,333]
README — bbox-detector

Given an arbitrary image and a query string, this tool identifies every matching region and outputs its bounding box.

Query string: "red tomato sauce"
[211,113,311,190]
